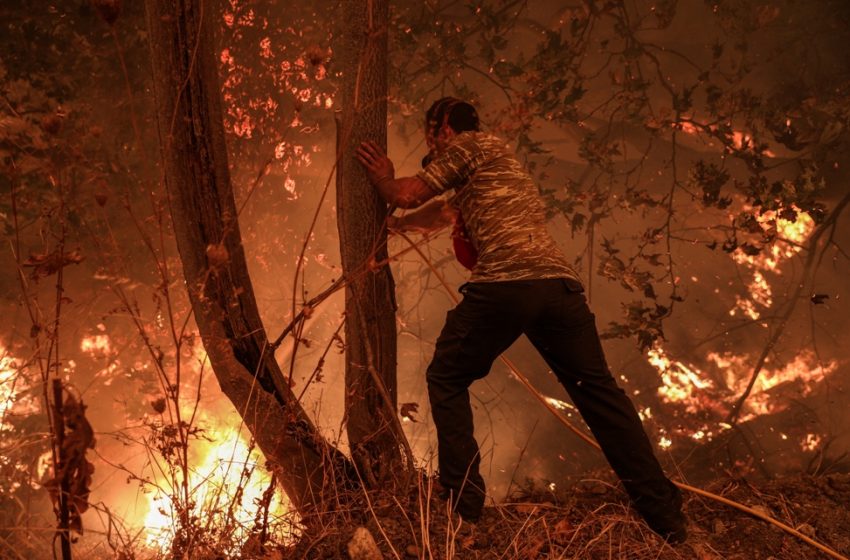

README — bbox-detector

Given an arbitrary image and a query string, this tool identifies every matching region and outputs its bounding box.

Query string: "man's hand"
[386,200,457,234]
[356,141,395,186]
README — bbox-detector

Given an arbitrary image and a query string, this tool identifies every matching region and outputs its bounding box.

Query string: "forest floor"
[281,470,850,559]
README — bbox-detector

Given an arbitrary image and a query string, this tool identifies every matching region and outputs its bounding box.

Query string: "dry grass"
[280,469,850,560]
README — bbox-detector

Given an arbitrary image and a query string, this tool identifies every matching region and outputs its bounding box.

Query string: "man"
[356,97,687,543]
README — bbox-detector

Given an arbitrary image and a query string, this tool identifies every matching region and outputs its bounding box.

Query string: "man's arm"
[390,200,456,233]
[356,141,438,208]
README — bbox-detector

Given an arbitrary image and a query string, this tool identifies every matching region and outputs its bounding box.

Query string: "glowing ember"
[80,332,113,357]
[677,120,776,157]
[801,433,822,452]
[544,396,576,413]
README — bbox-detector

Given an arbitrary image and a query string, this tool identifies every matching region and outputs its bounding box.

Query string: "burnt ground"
[279,470,850,559]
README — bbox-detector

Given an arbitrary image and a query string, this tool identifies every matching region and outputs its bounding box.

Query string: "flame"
[143,417,294,553]
[677,119,776,157]
[80,333,113,357]
[708,351,838,422]
[801,433,822,452]
[1,344,42,496]
[0,346,19,428]
[732,209,814,270]
[544,396,576,413]
[647,345,713,414]
[131,342,295,553]
[648,344,838,439]
[729,209,814,319]
[0,345,39,428]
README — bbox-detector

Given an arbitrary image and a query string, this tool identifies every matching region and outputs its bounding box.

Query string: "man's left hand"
[356,141,395,186]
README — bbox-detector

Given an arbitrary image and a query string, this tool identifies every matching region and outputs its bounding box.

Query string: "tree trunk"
[336,0,407,484]
[144,0,352,514]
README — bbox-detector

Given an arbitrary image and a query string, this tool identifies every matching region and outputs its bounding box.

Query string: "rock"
[347,527,381,560]
[712,518,726,534]
[404,544,420,558]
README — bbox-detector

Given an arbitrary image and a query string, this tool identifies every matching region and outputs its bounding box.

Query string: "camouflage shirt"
[417,131,582,284]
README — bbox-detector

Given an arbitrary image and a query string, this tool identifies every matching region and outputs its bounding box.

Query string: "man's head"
[425,97,480,154]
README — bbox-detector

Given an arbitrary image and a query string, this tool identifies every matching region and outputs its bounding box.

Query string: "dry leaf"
[400,402,419,422]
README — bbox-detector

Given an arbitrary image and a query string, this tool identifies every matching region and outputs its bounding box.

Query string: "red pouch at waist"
[451,214,478,270]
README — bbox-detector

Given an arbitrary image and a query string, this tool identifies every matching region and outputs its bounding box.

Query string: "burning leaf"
[810,293,829,305]
[23,249,85,279]
[150,397,167,414]
[399,402,419,422]
[738,242,762,256]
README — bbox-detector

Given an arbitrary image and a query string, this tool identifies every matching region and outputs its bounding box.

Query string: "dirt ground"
[281,471,850,559]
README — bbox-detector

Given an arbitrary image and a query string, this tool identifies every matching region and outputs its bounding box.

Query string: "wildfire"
[143,417,293,553]
[677,120,777,158]
[80,330,113,357]
[0,346,19,429]
[0,344,38,430]
[730,209,814,319]
[709,351,838,423]
[647,345,713,414]
[0,344,41,497]
[645,204,833,446]
[801,433,822,452]
[732,209,814,271]
[647,344,837,442]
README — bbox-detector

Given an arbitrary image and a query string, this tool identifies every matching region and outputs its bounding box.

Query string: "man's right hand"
[356,141,395,186]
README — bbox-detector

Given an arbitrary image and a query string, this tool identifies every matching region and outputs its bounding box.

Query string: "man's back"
[418,131,581,283]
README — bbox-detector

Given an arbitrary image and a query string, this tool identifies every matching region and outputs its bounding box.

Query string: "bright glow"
[648,345,713,413]
[143,420,293,553]
[0,346,21,430]
[802,433,822,452]
[80,333,113,356]
[545,396,576,413]
[730,209,814,318]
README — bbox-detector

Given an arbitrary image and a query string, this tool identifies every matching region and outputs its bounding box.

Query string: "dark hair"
[425,97,480,137]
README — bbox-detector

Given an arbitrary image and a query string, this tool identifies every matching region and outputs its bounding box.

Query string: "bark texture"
[336,0,406,484]
[144,0,351,513]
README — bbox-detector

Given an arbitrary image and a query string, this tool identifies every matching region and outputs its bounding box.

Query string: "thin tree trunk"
[144,0,352,513]
[336,0,407,484]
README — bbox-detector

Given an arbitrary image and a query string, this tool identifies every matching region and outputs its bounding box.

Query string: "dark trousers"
[426,278,680,519]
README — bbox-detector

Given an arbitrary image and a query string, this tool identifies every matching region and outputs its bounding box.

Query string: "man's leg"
[426,282,524,520]
[525,280,686,541]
